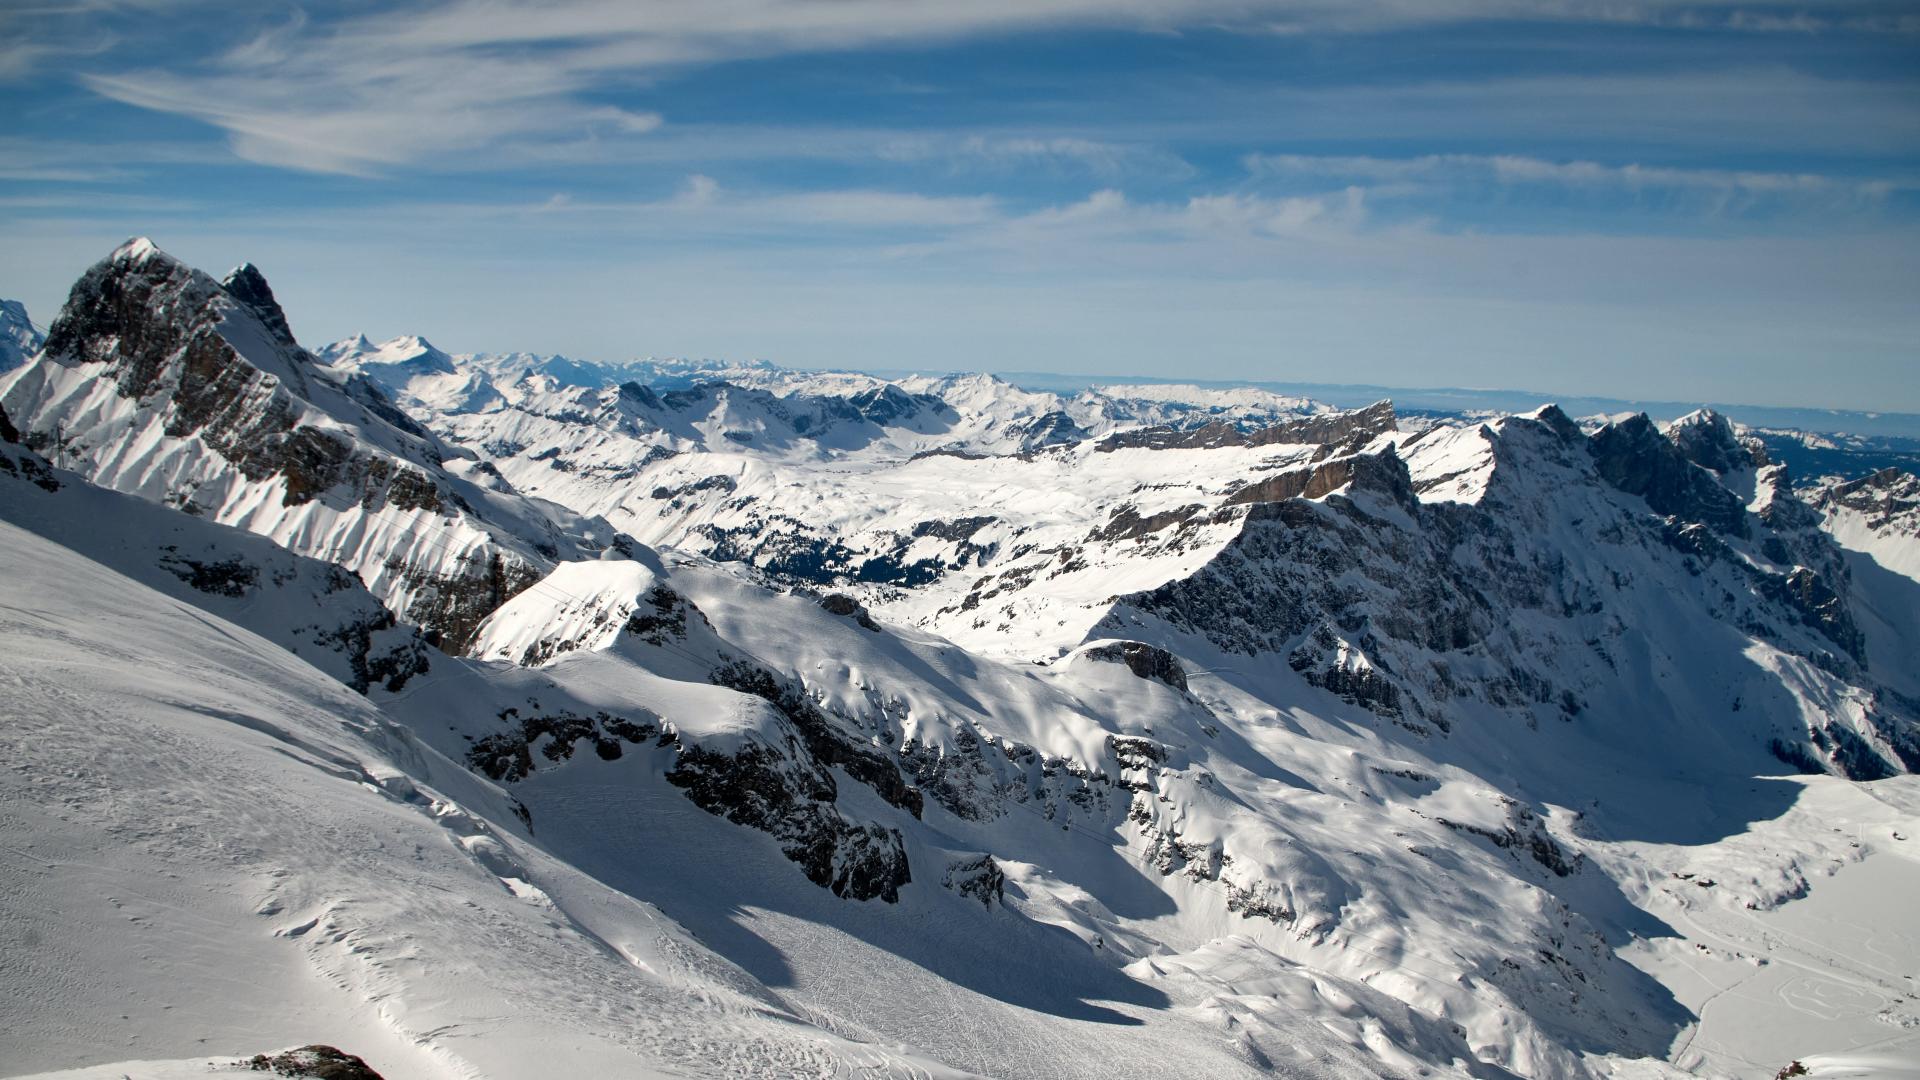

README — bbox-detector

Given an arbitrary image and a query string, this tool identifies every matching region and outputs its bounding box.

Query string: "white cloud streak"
[1243,152,1908,198]
[51,0,1920,173]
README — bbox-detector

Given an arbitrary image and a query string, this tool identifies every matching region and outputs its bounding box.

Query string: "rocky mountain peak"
[110,235,165,265]
[1667,407,1755,474]
[3,240,653,654]
[1526,403,1584,442]
[0,298,42,373]
[1589,412,1749,536]
[38,236,315,399]
[220,262,298,348]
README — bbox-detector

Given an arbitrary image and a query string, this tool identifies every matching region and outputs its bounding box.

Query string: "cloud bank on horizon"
[2,0,1917,410]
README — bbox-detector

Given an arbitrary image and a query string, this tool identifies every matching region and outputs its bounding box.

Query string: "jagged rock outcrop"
[1806,466,1920,588]
[241,1045,386,1079]
[1288,624,1405,720]
[708,660,924,819]
[1822,466,1920,524]
[1666,408,1761,475]
[667,731,913,902]
[942,854,1006,907]
[819,592,881,631]
[1589,413,1749,537]
[1082,640,1189,690]
[0,415,435,694]
[1099,399,1395,454]
[220,262,298,348]
[1226,443,1412,507]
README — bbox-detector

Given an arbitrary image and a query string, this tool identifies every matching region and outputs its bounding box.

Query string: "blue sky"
[3,1,1917,410]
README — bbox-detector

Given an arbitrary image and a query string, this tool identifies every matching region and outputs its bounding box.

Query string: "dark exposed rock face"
[668,739,913,903]
[1112,734,1305,925]
[1764,567,1864,661]
[1098,399,1395,454]
[1226,445,1413,508]
[1009,410,1090,450]
[402,553,545,654]
[466,704,662,782]
[0,405,60,491]
[942,854,1006,907]
[1096,420,1241,452]
[156,547,258,597]
[1248,400,1398,450]
[221,263,298,349]
[707,660,923,819]
[844,383,946,426]
[3,420,436,695]
[1589,414,1748,537]
[1818,466,1920,528]
[1092,502,1210,543]
[625,584,706,645]
[464,675,916,903]
[1288,624,1403,719]
[1083,640,1188,690]
[1666,409,1759,475]
[243,1044,384,1079]
[819,592,880,631]
[651,473,736,501]
[894,722,1125,828]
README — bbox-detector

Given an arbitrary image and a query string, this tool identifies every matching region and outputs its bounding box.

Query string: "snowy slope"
[0,429,1502,1080]
[0,507,975,1080]
[388,364,1919,1076]
[6,241,1920,1080]
[1811,467,1920,584]
[0,429,432,694]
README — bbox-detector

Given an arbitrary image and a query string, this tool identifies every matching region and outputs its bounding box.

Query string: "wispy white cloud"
[1243,151,1908,199]
[524,174,1004,231]
[83,60,662,177]
[0,136,235,182]
[875,135,1195,181]
[53,0,1920,173]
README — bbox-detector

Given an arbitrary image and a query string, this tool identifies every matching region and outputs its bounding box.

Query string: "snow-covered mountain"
[1,241,634,652]
[0,298,42,372]
[4,240,1918,1080]
[1811,467,1920,585]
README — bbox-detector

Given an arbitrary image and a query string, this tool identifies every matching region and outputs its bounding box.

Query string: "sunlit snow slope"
[4,240,1920,1080]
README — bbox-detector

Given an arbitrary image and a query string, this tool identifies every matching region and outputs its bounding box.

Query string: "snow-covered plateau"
[2,239,1917,1080]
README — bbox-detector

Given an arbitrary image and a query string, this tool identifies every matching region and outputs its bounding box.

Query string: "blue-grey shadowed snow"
[516,779,1172,1026]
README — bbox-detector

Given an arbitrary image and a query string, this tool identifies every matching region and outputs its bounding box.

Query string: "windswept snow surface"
[0,517,966,1080]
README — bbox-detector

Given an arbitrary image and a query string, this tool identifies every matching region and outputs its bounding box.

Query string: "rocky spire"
[221,262,298,348]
